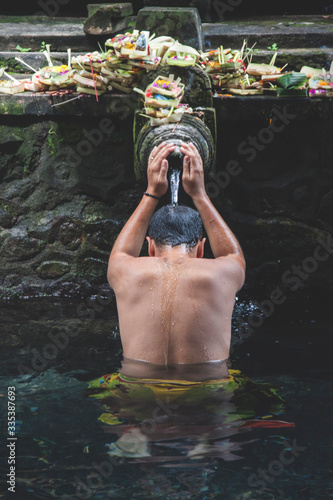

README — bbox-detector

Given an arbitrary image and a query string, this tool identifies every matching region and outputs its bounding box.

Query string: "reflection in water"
[87,360,292,468]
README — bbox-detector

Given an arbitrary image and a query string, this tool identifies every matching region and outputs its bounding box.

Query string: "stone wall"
[212,98,333,304]
[0,94,332,306]
[0,109,137,302]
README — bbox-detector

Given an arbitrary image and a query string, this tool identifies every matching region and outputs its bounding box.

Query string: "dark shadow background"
[0,1,332,18]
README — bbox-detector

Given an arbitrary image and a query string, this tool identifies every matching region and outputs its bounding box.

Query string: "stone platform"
[0,92,332,119]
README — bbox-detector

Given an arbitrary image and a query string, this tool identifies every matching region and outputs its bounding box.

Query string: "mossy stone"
[86,3,133,18]
[136,7,203,50]
[36,260,70,279]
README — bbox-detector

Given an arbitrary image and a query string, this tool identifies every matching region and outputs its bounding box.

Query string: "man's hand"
[147,142,175,198]
[180,142,206,200]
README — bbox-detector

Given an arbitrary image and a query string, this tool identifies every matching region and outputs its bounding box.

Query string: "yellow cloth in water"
[87,370,243,426]
[87,370,285,426]
[88,370,240,402]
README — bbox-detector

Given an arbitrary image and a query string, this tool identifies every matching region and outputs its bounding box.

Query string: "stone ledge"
[0,92,332,118]
[213,95,333,121]
[0,91,136,116]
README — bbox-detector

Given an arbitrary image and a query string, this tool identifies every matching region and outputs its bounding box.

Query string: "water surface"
[0,299,332,499]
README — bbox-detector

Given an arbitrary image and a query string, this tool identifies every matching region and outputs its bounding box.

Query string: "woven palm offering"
[145,74,184,108]
[162,42,200,67]
[149,36,175,59]
[73,69,109,96]
[31,47,76,90]
[32,65,76,90]
[134,74,192,125]
[201,46,246,91]
[111,30,150,59]
[71,51,106,72]
[305,63,333,96]
[105,31,160,72]
[0,79,26,94]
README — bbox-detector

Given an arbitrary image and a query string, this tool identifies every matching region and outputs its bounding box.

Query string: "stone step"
[242,48,333,72]
[0,15,332,52]
[203,15,333,50]
[0,17,103,52]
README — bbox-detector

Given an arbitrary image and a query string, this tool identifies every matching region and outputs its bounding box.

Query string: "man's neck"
[155,244,197,259]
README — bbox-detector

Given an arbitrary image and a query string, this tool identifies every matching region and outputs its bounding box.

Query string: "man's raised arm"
[180,142,245,286]
[107,142,174,285]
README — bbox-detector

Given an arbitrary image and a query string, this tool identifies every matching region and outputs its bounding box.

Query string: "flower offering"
[9,33,333,99]
[108,30,150,59]
[32,65,76,90]
[150,75,184,98]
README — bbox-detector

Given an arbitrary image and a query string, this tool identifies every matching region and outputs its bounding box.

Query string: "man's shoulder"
[108,254,152,277]
[108,255,153,291]
[213,255,245,290]
[180,256,245,293]
[184,255,244,289]
[193,254,243,269]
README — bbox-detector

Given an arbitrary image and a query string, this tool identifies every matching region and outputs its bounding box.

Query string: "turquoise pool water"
[0,299,332,499]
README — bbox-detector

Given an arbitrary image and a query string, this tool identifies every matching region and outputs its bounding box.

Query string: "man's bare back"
[108,142,245,374]
[111,253,242,365]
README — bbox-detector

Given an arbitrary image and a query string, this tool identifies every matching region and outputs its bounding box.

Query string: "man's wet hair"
[147,204,203,248]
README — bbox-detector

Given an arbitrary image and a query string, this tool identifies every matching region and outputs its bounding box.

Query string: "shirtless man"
[107,142,245,380]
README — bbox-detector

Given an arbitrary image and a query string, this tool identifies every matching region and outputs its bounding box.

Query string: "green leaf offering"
[277,88,308,97]
[220,61,243,72]
[16,45,31,52]
[277,72,307,89]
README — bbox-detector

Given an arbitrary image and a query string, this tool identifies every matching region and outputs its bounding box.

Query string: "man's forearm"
[110,195,159,258]
[193,192,244,260]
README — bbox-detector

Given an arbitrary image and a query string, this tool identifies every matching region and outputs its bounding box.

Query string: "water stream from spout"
[170,168,180,206]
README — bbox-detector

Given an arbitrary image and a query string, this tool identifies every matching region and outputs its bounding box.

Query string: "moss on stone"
[0,99,26,115]
[36,260,70,279]
[0,57,25,73]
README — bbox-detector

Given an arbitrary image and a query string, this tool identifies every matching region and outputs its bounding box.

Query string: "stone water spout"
[134,114,215,199]
[133,66,217,204]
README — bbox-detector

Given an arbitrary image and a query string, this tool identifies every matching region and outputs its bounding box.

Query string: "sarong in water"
[87,370,287,427]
